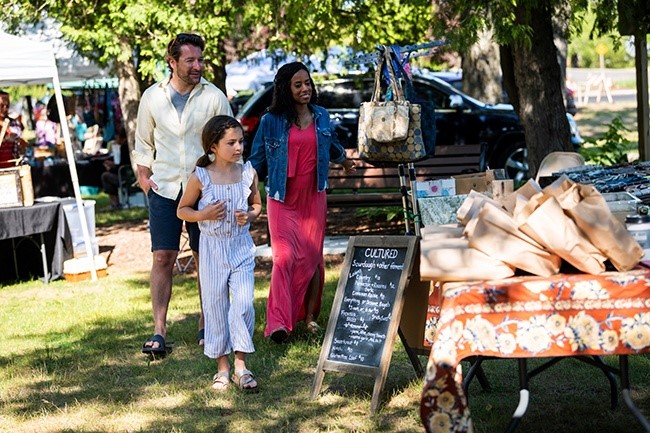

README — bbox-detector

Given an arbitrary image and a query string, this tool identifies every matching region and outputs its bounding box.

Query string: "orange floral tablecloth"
[420,268,650,433]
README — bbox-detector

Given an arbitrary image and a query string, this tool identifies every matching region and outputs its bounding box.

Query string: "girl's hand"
[202,200,227,221]
[234,209,249,226]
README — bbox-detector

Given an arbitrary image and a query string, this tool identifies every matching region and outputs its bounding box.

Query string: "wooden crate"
[64,268,107,283]
[62,256,108,283]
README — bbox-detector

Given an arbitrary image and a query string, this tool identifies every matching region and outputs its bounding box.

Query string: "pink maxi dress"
[264,122,326,336]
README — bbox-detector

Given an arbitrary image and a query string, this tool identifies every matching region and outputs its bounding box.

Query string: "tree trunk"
[208,47,229,96]
[500,45,519,113]
[509,2,572,177]
[553,2,571,110]
[462,27,502,104]
[115,44,141,172]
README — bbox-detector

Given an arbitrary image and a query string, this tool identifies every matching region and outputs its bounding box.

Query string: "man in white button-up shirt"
[133,33,233,357]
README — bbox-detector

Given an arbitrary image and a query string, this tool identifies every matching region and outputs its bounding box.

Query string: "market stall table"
[75,154,112,189]
[30,160,74,198]
[0,198,73,283]
[420,269,650,433]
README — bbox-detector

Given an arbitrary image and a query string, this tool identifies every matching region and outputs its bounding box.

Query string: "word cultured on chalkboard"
[327,247,407,367]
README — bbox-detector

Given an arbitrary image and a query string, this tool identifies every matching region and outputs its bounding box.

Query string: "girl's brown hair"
[196,115,243,167]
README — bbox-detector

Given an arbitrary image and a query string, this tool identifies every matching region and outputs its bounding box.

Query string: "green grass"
[3,245,650,432]
[574,100,638,143]
[574,100,639,163]
[0,263,425,432]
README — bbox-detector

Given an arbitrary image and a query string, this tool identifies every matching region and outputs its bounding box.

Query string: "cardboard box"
[453,170,505,195]
[453,172,488,194]
[64,268,107,282]
[416,178,456,197]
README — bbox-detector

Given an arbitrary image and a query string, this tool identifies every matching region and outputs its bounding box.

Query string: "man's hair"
[165,33,205,74]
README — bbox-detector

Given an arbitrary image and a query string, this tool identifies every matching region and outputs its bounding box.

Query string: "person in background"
[247,62,356,343]
[133,33,233,357]
[178,115,261,392]
[101,126,129,210]
[35,107,59,149]
[0,90,27,168]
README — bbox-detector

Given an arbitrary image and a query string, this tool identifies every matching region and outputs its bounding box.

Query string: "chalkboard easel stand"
[398,327,424,376]
[310,235,418,413]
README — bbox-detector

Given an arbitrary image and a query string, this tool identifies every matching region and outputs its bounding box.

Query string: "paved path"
[255,236,349,257]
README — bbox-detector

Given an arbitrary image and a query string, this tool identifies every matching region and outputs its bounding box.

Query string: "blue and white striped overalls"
[195,162,256,358]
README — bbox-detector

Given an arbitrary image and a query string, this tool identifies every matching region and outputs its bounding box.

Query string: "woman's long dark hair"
[268,62,317,125]
[196,115,243,167]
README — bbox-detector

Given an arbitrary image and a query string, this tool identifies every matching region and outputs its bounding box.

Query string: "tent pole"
[52,74,98,281]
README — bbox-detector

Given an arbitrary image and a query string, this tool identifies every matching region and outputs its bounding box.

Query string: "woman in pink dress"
[247,62,356,343]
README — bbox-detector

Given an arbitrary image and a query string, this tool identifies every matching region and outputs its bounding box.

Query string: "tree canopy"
[3,0,434,151]
[430,0,629,175]
[3,0,636,177]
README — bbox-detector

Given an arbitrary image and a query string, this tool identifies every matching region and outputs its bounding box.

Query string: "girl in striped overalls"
[178,115,262,392]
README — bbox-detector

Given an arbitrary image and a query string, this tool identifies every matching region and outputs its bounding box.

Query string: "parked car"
[237,72,582,182]
[431,69,579,116]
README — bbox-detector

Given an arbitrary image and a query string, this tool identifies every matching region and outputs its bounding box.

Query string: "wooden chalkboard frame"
[311,235,418,413]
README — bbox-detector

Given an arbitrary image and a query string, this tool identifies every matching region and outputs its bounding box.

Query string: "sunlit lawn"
[0,265,427,433]
[574,100,638,141]
[3,240,650,432]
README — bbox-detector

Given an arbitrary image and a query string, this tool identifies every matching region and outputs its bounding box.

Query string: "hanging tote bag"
[361,50,410,143]
[358,48,425,165]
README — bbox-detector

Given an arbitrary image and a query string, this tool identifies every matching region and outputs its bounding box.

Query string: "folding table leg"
[397,327,423,377]
[39,233,50,285]
[590,355,618,409]
[620,355,650,432]
[12,235,50,285]
[12,238,18,279]
[505,358,530,433]
[462,357,492,396]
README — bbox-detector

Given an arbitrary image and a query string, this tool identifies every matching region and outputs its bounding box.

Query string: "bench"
[326,144,485,208]
[260,144,484,245]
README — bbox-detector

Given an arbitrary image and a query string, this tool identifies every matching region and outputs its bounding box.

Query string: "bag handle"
[370,46,406,102]
[383,48,406,102]
[370,49,385,102]
[391,51,416,101]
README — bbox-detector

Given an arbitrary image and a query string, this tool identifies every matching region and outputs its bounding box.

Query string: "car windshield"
[417,75,487,107]
[317,77,374,110]
[237,82,272,117]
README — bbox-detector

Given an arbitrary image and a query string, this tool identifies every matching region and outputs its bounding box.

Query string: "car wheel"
[496,142,529,183]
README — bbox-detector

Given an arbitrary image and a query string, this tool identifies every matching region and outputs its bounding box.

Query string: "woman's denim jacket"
[247,104,347,202]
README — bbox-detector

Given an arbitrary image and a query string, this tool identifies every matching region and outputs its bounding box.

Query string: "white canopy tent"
[0,31,97,280]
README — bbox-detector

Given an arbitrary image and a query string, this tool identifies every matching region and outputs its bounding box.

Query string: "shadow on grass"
[1,262,429,432]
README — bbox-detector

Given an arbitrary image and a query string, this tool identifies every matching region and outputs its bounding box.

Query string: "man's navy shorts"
[147,189,199,252]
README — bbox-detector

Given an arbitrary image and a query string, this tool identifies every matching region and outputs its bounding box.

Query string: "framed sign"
[311,235,418,413]
[0,167,23,208]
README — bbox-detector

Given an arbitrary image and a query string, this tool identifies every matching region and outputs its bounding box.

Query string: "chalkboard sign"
[311,235,417,413]
[327,244,408,367]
